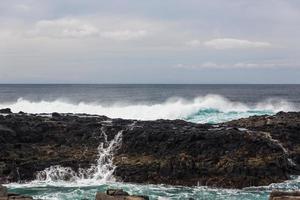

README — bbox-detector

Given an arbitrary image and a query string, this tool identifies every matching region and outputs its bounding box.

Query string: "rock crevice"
[0,112,299,188]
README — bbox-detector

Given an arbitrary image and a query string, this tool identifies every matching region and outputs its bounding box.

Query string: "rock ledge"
[95,189,149,200]
[269,191,300,199]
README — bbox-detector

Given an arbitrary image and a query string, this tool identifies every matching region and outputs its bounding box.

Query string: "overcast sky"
[1,0,300,83]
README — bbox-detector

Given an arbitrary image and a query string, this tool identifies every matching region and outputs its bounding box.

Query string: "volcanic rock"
[0,111,299,188]
[269,191,300,199]
[225,112,300,171]
[0,109,11,114]
[0,185,33,200]
[95,189,149,200]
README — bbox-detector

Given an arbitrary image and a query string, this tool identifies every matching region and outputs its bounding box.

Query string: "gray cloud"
[0,0,300,83]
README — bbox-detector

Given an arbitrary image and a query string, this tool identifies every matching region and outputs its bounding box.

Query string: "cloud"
[204,38,271,49]
[175,61,298,69]
[185,39,201,47]
[27,18,149,40]
[100,30,148,40]
[29,18,99,38]
[14,4,31,12]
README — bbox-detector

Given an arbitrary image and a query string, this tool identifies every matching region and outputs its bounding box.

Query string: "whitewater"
[1,85,300,199]
[5,126,300,200]
[0,94,296,123]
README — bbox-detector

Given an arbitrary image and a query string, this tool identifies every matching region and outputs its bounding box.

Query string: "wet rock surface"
[226,112,300,172]
[95,189,149,200]
[0,108,12,114]
[269,191,300,199]
[0,111,299,188]
[0,185,33,200]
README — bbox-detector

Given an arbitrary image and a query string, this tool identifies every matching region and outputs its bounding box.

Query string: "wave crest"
[0,94,296,123]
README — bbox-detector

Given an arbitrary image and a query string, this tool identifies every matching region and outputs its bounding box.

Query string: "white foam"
[0,95,296,121]
[17,129,123,187]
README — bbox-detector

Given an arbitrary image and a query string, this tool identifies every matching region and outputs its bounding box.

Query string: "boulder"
[95,189,149,200]
[0,185,7,196]
[269,191,300,199]
[0,185,33,200]
[51,112,61,118]
[0,109,12,114]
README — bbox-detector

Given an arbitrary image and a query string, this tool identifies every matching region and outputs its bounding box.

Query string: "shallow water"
[5,128,300,200]
[2,84,300,199]
[6,176,300,200]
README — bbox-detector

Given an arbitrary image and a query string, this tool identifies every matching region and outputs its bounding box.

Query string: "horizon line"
[0,83,300,85]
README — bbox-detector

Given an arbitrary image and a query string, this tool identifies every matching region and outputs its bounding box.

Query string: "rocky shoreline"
[0,109,299,189]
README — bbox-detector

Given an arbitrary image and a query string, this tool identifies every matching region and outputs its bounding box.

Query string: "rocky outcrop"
[0,112,299,188]
[0,184,33,200]
[269,191,300,200]
[113,120,293,188]
[95,189,149,200]
[226,112,300,172]
[0,108,11,114]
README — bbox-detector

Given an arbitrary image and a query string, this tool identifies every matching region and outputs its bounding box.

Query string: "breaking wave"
[0,94,296,123]
[30,128,123,187]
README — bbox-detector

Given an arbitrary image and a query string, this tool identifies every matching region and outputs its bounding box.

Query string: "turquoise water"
[5,126,300,200]
[184,108,274,124]
[2,84,300,199]
[6,176,300,200]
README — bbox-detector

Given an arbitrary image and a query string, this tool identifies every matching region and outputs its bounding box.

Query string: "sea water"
[1,84,300,199]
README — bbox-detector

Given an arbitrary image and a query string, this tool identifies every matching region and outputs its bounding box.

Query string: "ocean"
[0,84,299,123]
[1,84,300,200]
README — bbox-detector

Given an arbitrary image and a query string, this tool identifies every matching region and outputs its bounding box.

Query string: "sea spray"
[35,128,123,185]
[0,95,295,123]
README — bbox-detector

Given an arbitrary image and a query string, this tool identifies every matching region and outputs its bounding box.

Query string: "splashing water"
[0,95,296,123]
[2,94,300,199]
[6,176,300,200]
[5,126,300,199]
[33,128,123,186]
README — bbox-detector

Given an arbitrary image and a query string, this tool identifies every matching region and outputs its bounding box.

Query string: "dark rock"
[96,189,149,200]
[0,184,7,196]
[0,185,33,200]
[0,108,12,114]
[51,112,61,118]
[269,190,300,199]
[106,189,129,196]
[0,112,299,188]
[225,112,300,172]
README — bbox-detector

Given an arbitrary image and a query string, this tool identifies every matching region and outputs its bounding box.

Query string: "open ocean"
[1,84,300,200]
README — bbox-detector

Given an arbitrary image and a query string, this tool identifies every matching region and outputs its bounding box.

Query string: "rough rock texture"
[95,189,149,200]
[0,109,11,114]
[0,112,299,188]
[226,112,300,172]
[114,120,293,188]
[0,185,33,200]
[269,191,300,200]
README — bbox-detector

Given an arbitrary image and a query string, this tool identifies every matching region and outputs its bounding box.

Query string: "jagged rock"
[0,185,33,200]
[0,185,7,196]
[95,189,149,200]
[0,111,298,188]
[226,112,300,172]
[269,191,300,199]
[0,109,11,114]
[51,112,61,118]
[106,189,129,196]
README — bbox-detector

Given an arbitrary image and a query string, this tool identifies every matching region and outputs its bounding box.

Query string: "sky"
[0,0,300,84]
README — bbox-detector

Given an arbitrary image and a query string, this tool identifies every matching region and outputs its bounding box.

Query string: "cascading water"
[34,128,123,186]
[5,124,300,200]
